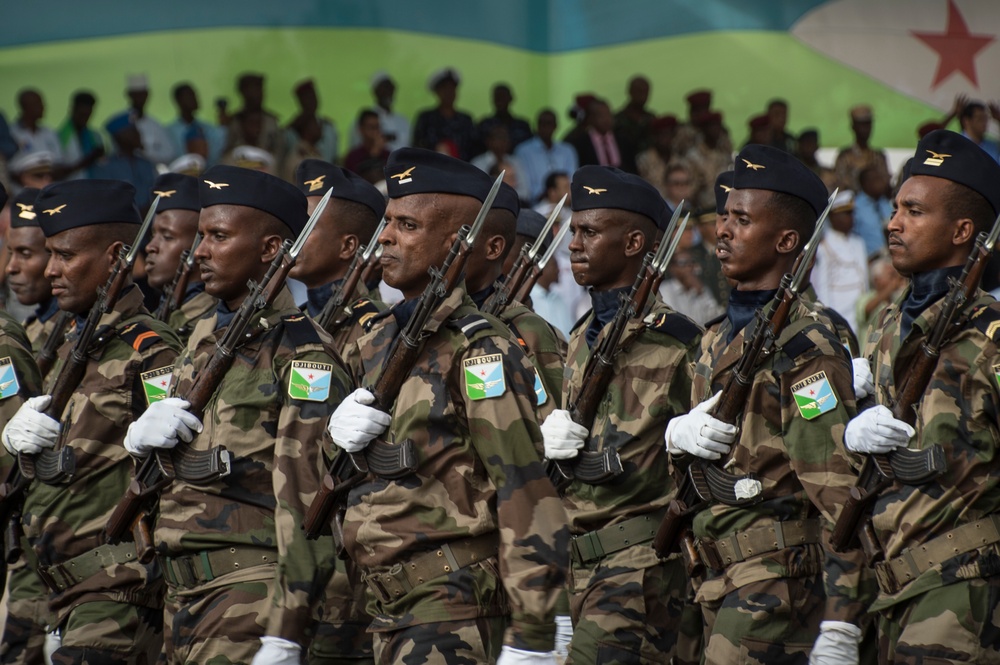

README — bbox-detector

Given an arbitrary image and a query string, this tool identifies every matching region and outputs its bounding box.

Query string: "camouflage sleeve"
[0,315,43,425]
[458,334,569,652]
[265,348,352,645]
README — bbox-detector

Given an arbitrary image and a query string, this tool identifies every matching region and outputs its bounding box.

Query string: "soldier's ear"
[260,233,284,264]
[775,229,799,255]
[483,233,506,262]
[623,229,647,257]
[339,234,359,262]
[952,217,975,246]
[105,241,125,273]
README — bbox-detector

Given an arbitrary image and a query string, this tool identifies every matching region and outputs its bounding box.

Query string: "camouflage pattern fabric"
[156,287,350,654]
[371,617,506,665]
[341,285,569,655]
[52,600,161,665]
[165,288,217,344]
[684,299,870,661]
[23,308,59,359]
[561,296,702,663]
[497,300,566,422]
[324,282,388,357]
[0,310,42,427]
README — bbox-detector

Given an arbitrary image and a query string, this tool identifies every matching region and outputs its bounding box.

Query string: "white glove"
[250,636,301,665]
[844,405,914,454]
[664,392,736,460]
[541,410,588,460]
[554,614,573,657]
[124,398,203,456]
[809,620,861,665]
[496,646,557,665]
[852,358,874,401]
[2,395,60,455]
[327,388,390,453]
[44,628,61,660]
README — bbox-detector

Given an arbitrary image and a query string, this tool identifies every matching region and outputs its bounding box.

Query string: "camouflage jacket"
[342,285,568,653]
[563,296,701,535]
[22,298,61,356]
[685,299,868,624]
[22,286,182,618]
[0,310,44,474]
[156,287,351,645]
[497,300,566,420]
[865,288,1000,610]
[165,286,217,343]
[306,279,387,358]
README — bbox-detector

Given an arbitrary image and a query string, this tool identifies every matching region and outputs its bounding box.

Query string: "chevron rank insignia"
[791,371,838,420]
[0,357,20,400]
[533,369,548,406]
[140,366,174,405]
[464,354,505,400]
[288,361,333,401]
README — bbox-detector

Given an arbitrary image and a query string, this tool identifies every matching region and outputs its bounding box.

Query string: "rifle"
[315,217,388,333]
[0,197,158,563]
[482,194,566,317]
[303,172,505,540]
[103,190,332,557]
[653,191,838,566]
[35,310,74,379]
[546,206,687,489]
[154,233,202,322]
[829,212,1000,560]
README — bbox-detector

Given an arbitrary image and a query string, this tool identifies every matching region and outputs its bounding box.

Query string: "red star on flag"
[912,0,995,89]
[809,389,815,396]
[160,380,168,387]
[308,374,314,380]
[480,369,487,377]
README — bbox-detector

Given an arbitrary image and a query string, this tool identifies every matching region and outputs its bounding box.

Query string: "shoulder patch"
[282,313,324,348]
[704,312,727,330]
[140,366,174,405]
[118,321,161,353]
[781,330,817,361]
[463,354,506,400]
[791,370,839,420]
[970,305,1000,345]
[288,360,334,401]
[0,357,21,400]
[352,298,382,330]
[644,311,702,345]
[570,311,592,335]
[449,314,493,339]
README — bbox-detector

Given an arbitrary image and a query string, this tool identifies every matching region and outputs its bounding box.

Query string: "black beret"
[493,182,520,218]
[9,187,41,228]
[153,173,200,213]
[294,159,387,219]
[35,180,140,237]
[200,165,308,234]
[909,129,1000,216]
[570,165,671,230]
[733,144,828,217]
[516,209,548,240]
[715,170,733,216]
[385,148,502,209]
[0,181,6,211]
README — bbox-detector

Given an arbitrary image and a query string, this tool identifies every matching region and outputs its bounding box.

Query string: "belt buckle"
[217,450,233,478]
[365,572,392,604]
[170,556,199,588]
[36,565,60,593]
[697,539,725,572]
[873,560,899,595]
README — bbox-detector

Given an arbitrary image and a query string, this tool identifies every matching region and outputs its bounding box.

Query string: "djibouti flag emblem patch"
[140,367,174,405]
[289,361,333,401]
[791,371,838,420]
[464,354,506,400]
[0,357,20,400]
[533,369,548,406]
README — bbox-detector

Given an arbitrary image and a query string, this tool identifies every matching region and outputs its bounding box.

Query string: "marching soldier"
[2,179,182,664]
[664,145,869,664]
[845,130,1000,664]
[124,165,352,664]
[538,166,703,664]
[326,148,568,664]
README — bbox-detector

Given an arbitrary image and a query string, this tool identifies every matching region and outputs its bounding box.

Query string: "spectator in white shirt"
[11,89,62,162]
[812,190,868,333]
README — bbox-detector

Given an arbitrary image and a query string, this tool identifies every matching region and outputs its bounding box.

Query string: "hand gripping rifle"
[653,192,837,566]
[154,233,203,322]
[829,212,1000,561]
[303,173,504,541]
[545,206,687,490]
[104,190,331,559]
[0,197,158,563]
[315,217,388,333]
[482,194,566,317]
[34,310,74,379]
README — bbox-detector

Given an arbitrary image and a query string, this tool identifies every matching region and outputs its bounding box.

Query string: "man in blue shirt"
[514,109,578,204]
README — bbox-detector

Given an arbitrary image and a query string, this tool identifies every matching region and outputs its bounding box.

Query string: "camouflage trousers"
[876,576,1000,664]
[699,574,825,665]
[372,616,505,665]
[1,563,54,664]
[565,544,697,664]
[307,557,374,665]
[51,600,162,665]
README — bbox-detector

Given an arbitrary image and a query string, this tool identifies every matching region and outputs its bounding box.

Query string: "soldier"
[291,159,387,356]
[145,172,216,341]
[123,165,352,665]
[1,179,182,664]
[537,166,703,664]
[325,148,568,664]
[845,130,1000,664]
[664,145,869,664]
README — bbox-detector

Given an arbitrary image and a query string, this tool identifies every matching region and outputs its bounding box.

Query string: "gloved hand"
[2,395,60,455]
[554,614,573,657]
[844,405,914,454]
[852,358,874,401]
[809,620,861,665]
[327,388,391,453]
[250,636,300,665]
[43,628,61,660]
[664,391,736,460]
[496,646,557,665]
[541,410,588,460]
[124,398,203,456]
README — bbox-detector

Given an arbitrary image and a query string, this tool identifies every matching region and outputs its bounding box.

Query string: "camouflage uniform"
[156,287,350,665]
[684,299,870,665]
[496,301,565,421]
[832,144,890,192]
[562,295,703,664]
[165,286,217,344]
[684,139,734,211]
[340,285,569,663]
[22,299,61,356]
[864,287,1000,664]
[306,279,387,359]
[21,286,181,665]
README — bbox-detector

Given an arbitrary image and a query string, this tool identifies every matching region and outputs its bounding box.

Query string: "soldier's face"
[5,226,52,306]
[379,194,465,300]
[289,197,355,288]
[145,210,198,290]
[719,189,797,289]
[196,205,281,308]
[568,209,646,290]
[44,228,120,315]
[887,176,974,276]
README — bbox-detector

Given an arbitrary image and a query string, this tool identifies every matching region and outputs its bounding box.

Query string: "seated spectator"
[11,89,62,163]
[514,108,578,203]
[168,82,225,166]
[744,113,770,148]
[834,104,890,191]
[111,74,176,165]
[569,98,622,168]
[958,99,1000,163]
[352,72,410,152]
[412,68,477,160]
[533,171,586,323]
[855,253,907,343]
[9,150,56,190]
[796,128,836,189]
[57,90,105,179]
[853,165,894,257]
[472,125,528,201]
[286,79,339,164]
[614,75,655,173]
[281,114,323,182]
[663,163,696,214]
[344,109,390,176]
[765,98,796,153]
[230,145,275,175]
[168,153,206,176]
[90,114,156,209]
[685,110,734,210]
[224,73,284,160]
[659,246,723,325]
[477,83,532,152]
[635,115,680,199]
[812,190,868,333]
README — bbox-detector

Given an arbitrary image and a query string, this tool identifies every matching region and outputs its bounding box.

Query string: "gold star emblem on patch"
[16,203,36,220]
[583,186,607,195]
[741,158,765,171]
[153,189,176,198]
[43,204,66,216]
[304,175,326,192]
[204,180,229,190]
[391,167,415,183]
[720,184,732,193]
[923,150,951,167]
